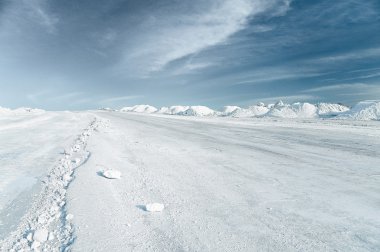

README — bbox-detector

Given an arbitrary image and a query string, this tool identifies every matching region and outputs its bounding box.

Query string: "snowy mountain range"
[1,101,379,121]
[118,101,380,121]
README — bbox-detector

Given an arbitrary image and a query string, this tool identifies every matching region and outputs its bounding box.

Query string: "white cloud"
[0,0,59,34]
[312,47,380,63]
[249,94,318,104]
[101,95,143,104]
[304,83,372,92]
[303,83,380,98]
[118,0,291,76]
[231,66,327,85]
[30,4,59,33]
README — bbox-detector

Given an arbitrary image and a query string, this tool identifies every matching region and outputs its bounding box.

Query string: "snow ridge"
[337,100,380,121]
[0,107,45,116]
[120,105,158,113]
[0,117,109,252]
[119,102,353,119]
[114,101,380,121]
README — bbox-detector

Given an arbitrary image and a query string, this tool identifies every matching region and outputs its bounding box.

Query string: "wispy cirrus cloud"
[117,0,292,76]
[303,83,374,93]
[1,0,59,34]
[100,95,143,104]
[312,47,380,63]
[250,94,319,104]
[302,83,380,101]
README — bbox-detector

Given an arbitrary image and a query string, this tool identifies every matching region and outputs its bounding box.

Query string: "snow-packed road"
[66,112,380,251]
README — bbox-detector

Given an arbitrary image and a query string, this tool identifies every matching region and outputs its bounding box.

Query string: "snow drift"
[157,106,190,115]
[266,102,318,118]
[179,106,216,116]
[337,101,380,121]
[0,107,45,116]
[115,101,378,121]
[120,105,158,113]
[219,106,242,116]
[231,103,270,118]
[317,103,350,117]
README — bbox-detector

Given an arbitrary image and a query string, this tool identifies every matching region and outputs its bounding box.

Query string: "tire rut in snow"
[0,117,109,252]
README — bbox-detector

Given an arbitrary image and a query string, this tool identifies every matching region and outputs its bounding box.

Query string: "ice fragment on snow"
[145,203,165,212]
[27,232,33,242]
[102,170,121,179]
[31,241,41,250]
[66,214,74,220]
[33,229,48,242]
[48,232,55,241]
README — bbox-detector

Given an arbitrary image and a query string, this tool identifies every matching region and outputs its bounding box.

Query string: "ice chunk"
[31,241,41,250]
[145,203,165,212]
[33,229,48,243]
[48,232,55,241]
[102,170,122,179]
[27,232,33,242]
[66,214,74,220]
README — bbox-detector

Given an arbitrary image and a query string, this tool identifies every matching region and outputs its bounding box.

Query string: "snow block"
[102,170,122,179]
[33,229,49,243]
[145,203,165,212]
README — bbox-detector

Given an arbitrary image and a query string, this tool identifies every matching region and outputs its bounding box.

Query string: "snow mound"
[157,105,190,115]
[117,101,379,121]
[180,106,215,116]
[0,106,12,115]
[120,105,158,113]
[0,107,45,116]
[145,203,165,212]
[101,170,122,179]
[337,101,380,121]
[157,106,169,114]
[232,103,269,118]
[99,107,114,111]
[266,101,318,118]
[317,103,350,116]
[219,106,242,116]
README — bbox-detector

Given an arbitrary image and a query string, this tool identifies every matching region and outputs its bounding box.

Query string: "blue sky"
[0,0,379,110]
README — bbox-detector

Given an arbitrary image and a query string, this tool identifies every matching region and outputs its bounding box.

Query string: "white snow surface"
[67,112,379,251]
[338,100,380,121]
[1,108,380,251]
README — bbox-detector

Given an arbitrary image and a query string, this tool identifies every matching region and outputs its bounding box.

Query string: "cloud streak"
[118,0,291,76]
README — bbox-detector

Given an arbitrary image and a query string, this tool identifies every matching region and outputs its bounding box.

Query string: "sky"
[0,0,379,110]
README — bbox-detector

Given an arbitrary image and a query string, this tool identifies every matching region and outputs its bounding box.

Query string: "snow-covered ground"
[0,112,95,250]
[1,110,380,251]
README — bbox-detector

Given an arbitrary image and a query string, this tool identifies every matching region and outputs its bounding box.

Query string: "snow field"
[0,106,379,251]
[66,112,380,251]
[0,117,109,252]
